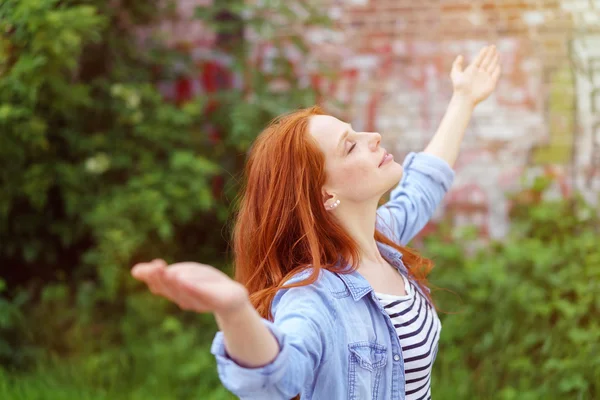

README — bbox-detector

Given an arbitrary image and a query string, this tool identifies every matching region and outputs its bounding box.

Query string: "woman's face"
[308,114,404,205]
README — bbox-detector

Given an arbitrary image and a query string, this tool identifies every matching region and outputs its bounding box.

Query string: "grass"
[0,357,236,400]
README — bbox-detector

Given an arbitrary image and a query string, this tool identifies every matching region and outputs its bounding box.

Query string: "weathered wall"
[157,0,600,238]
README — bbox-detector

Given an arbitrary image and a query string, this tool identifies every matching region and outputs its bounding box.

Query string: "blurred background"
[1,0,599,399]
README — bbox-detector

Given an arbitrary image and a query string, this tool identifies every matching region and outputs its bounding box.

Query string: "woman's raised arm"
[424,45,501,167]
[375,45,501,245]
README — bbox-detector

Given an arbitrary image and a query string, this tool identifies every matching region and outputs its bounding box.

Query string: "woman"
[132,45,501,399]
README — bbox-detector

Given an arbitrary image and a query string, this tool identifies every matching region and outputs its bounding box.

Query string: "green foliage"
[193,0,330,152]
[5,1,597,399]
[1,0,220,291]
[0,310,236,400]
[0,0,328,383]
[1,279,236,399]
[428,174,600,399]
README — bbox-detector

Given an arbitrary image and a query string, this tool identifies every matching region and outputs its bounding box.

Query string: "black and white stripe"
[376,276,441,400]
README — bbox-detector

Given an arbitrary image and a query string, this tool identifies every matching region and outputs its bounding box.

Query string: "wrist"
[450,91,476,109]
[215,298,255,326]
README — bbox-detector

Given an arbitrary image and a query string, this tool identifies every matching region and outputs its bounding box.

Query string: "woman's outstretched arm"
[424,45,501,167]
[131,259,329,398]
[215,301,280,367]
[131,260,278,367]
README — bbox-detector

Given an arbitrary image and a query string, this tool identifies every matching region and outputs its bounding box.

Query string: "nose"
[370,132,381,151]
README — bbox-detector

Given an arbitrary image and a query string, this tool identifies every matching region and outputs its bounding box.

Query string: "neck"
[334,198,387,268]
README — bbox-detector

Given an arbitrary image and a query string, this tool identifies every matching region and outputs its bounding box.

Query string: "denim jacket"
[211,152,455,399]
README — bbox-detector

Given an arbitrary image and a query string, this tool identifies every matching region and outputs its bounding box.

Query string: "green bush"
[0,0,328,387]
[0,0,329,396]
[0,312,235,400]
[428,174,600,399]
[5,1,597,398]
[3,172,597,400]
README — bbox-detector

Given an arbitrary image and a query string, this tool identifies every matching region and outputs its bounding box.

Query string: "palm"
[131,259,249,315]
[450,45,501,105]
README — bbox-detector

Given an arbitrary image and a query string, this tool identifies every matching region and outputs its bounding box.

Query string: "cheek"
[333,162,374,187]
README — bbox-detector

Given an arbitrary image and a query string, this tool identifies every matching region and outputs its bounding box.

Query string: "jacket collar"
[335,241,407,302]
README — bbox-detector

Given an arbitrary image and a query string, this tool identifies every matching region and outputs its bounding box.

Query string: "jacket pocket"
[347,342,388,400]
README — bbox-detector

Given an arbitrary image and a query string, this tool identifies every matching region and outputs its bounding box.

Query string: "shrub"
[428,174,600,399]
[0,0,328,376]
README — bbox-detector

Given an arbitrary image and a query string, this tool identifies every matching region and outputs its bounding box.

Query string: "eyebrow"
[337,126,351,154]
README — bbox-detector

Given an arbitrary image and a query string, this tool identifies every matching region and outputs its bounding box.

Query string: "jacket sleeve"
[376,152,455,246]
[210,282,332,399]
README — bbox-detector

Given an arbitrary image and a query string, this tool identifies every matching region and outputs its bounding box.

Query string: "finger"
[491,64,501,83]
[164,267,227,302]
[163,268,208,296]
[172,281,207,311]
[485,53,499,73]
[131,263,145,279]
[131,258,167,280]
[160,273,199,310]
[147,267,179,299]
[451,55,463,75]
[133,261,171,297]
[473,46,490,68]
[152,258,167,267]
[163,268,214,311]
[480,46,496,70]
[131,262,157,280]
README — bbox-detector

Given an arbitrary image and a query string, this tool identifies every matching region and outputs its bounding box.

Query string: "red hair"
[232,106,434,320]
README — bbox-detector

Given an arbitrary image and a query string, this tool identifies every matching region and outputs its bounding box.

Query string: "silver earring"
[327,199,340,210]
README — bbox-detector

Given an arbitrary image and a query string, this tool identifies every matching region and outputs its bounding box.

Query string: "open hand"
[451,45,501,106]
[131,259,249,316]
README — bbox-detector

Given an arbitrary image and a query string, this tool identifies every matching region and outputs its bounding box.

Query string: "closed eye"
[348,143,356,154]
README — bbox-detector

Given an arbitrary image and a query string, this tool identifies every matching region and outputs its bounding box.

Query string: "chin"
[391,164,404,182]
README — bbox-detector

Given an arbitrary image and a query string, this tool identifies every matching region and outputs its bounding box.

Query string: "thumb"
[451,55,463,76]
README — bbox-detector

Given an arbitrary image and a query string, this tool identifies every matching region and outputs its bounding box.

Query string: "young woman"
[132,45,501,399]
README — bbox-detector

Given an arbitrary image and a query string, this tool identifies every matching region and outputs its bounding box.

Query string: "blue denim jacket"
[211,152,455,399]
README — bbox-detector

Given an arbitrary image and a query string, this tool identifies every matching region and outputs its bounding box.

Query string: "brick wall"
[158,0,600,238]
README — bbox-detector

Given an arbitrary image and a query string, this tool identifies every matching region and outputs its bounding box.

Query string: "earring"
[326,199,340,210]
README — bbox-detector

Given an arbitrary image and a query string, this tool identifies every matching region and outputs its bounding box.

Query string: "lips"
[378,151,388,168]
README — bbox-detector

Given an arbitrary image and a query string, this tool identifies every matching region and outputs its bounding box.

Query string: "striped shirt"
[376,275,441,400]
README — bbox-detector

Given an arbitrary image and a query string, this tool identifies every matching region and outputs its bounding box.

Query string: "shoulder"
[271,267,344,318]
[281,266,347,294]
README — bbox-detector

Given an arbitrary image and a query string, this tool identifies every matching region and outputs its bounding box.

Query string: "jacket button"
[393,354,400,361]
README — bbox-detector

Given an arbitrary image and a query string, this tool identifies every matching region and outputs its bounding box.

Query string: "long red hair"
[232,106,434,320]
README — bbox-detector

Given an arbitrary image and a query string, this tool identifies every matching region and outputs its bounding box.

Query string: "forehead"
[308,114,348,154]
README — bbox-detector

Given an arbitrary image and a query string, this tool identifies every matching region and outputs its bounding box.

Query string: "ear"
[321,187,334,203]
